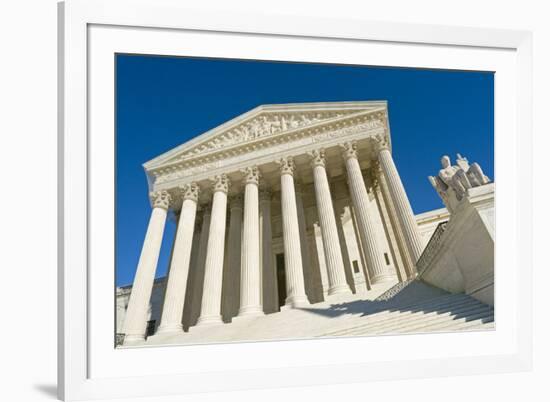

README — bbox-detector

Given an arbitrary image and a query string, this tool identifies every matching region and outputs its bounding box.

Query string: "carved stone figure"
[178,112,348,159]
[457,154,490,187]
[288,115,300,129]
[437,155,471,200]
[429,154,491,212]
[268,116,281,134]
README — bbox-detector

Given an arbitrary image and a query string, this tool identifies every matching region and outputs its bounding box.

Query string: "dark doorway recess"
[276,253,286,307]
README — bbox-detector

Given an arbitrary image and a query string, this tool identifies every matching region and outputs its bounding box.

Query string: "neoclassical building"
[120,101,449,345]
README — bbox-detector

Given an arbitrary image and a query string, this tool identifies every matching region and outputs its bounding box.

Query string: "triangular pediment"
[144,101,387,170]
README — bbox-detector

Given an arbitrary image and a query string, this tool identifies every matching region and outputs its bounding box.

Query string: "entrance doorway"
[275,253,286,307]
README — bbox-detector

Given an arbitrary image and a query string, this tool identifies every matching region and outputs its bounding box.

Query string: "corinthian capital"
[372,133,390,153]
[308,148,326,168]
[241,166,261,185]
[182,182,200,202]
[150,190,172,210]
[210,174,230,194]
[340,141,358,160]
[277,156,296,176]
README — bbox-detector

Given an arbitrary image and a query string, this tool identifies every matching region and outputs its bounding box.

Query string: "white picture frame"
[58,0,533,400]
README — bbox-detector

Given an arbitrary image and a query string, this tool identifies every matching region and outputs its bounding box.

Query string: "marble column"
[260,188,278,313]
[294,180,314,301]
[340,141,387,283]
[222,194,243,321]
[238,166,263,317]
[313,221,330,297]
[376,138,423,264]
[197,174,230,326]
[306,228,325,303]
[376,166,414,279]
[123,190,171,343]
[350,204,372,290]
[181,213,203,330]
[277,157,309,308]
[309,148,351,296]
[157,183,199,335]
[189,205,211,326]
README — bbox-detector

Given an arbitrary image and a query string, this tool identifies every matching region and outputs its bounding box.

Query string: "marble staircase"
[141,280,494,347]
[320,291,494,337]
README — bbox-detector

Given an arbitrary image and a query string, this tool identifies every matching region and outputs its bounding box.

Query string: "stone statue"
[429,153,491,212]
[456,154,490,187]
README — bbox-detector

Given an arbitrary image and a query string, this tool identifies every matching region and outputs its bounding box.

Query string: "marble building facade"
[119,101,445,345]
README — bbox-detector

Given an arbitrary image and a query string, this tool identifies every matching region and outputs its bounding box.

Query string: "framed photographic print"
[58,0,533,400]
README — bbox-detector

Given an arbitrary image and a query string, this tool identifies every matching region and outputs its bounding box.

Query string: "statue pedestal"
[419,183,495,305]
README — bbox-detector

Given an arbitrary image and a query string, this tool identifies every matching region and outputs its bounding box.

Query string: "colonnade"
[122,140,422,343]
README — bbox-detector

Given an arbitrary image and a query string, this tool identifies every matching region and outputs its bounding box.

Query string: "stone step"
[372,291,462,308]
[321,296,490,335]
[386,317,495,335]
[144,286,494,346]
[373,279,450,306]
[398,311,494,333]
[379,293,473,314]
[351,317,495,337]
[320,295,480,336]
[366,302,492,334]
[326,306,493,337]
[338,294,469,324]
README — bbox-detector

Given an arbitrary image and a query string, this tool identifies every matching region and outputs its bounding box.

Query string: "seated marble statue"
[429,154,490,211]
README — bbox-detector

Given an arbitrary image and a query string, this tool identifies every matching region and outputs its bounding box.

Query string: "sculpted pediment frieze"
[161,110,363,164]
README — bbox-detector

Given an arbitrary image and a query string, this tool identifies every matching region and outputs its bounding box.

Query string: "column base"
[327,283,352,296]
[236,305,265,319]
[155,323,184,335]
[370,273,398,284]
[283,294,310,309]
[122,333,145,346]
[196,315,223,326]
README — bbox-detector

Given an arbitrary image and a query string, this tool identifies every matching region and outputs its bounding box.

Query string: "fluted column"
[260,188,278,313]
[222,194,243,321]
[157,183,199,335]
[309,149,351,296]
[189,205,211,326]
[376,137,424,265]
[238,166,263,317]
[294,180,314,300]
[123,191,171,344]
[181,212,203,330]
[340,141,387,283]
[277,157,309,307]
[197,174,230,326]
[377,166,415,279]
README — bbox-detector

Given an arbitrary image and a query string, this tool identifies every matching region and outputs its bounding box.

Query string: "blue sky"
[116,54,494,287]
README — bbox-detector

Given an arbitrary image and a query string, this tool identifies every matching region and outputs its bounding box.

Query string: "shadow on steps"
[296,280,493,323]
